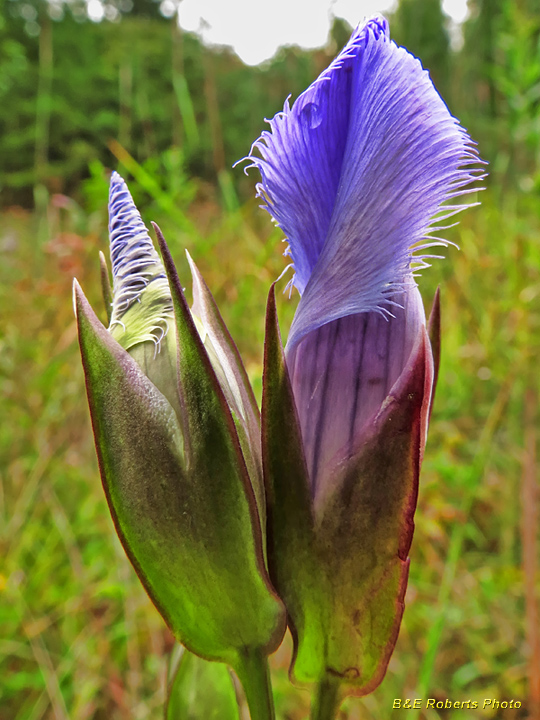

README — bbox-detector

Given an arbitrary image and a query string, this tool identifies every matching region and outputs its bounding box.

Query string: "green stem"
[311,675,342,720]
[233,648,275,720]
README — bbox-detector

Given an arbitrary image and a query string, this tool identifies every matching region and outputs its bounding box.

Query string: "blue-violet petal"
[245,16,482,350]
[286,286,426,498]
[108,172,173,350]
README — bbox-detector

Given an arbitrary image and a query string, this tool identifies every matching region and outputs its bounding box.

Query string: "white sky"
[176,0,470,66]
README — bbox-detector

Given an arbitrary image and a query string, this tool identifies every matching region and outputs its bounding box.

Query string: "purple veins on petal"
[245,15,484,351]
[286,286,426,500]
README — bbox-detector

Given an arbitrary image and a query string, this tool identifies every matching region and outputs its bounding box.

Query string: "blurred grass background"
[1,0,539,718]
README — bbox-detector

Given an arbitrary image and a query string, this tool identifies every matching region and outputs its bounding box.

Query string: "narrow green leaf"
[166,649,239,720]
[172,74,200,151]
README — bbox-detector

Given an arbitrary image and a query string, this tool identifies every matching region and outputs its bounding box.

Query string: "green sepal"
[74,278,285,666]
[262,286,435,699]
[152,226,286,662]
[166,647,240,720]
[261,285,327,683]
[186,250,265,534]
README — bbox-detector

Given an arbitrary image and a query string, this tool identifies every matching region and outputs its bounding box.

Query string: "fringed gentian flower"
[244,15,483,717]
[74,173,285,718]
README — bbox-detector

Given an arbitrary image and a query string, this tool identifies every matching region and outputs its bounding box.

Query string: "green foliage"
[1,0,538,209]
[461,0,505,119]
[391,0,450,97]
[458,0,540,185]
[0,3,330,207]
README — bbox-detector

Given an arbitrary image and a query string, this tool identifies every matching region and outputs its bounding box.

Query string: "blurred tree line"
[1,0,539,207]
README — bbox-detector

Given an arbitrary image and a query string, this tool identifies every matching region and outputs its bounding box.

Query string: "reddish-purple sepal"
[262,287,435,699]
[427,287,441,421]
[310,325,434,696]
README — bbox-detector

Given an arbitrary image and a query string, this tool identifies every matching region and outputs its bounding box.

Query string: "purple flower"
[74,173,286,709]
[248,15,481,503]
[249,16,483,701]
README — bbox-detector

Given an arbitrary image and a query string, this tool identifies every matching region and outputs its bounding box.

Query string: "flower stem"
[311,676,342,720]
[233,648,275,720]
